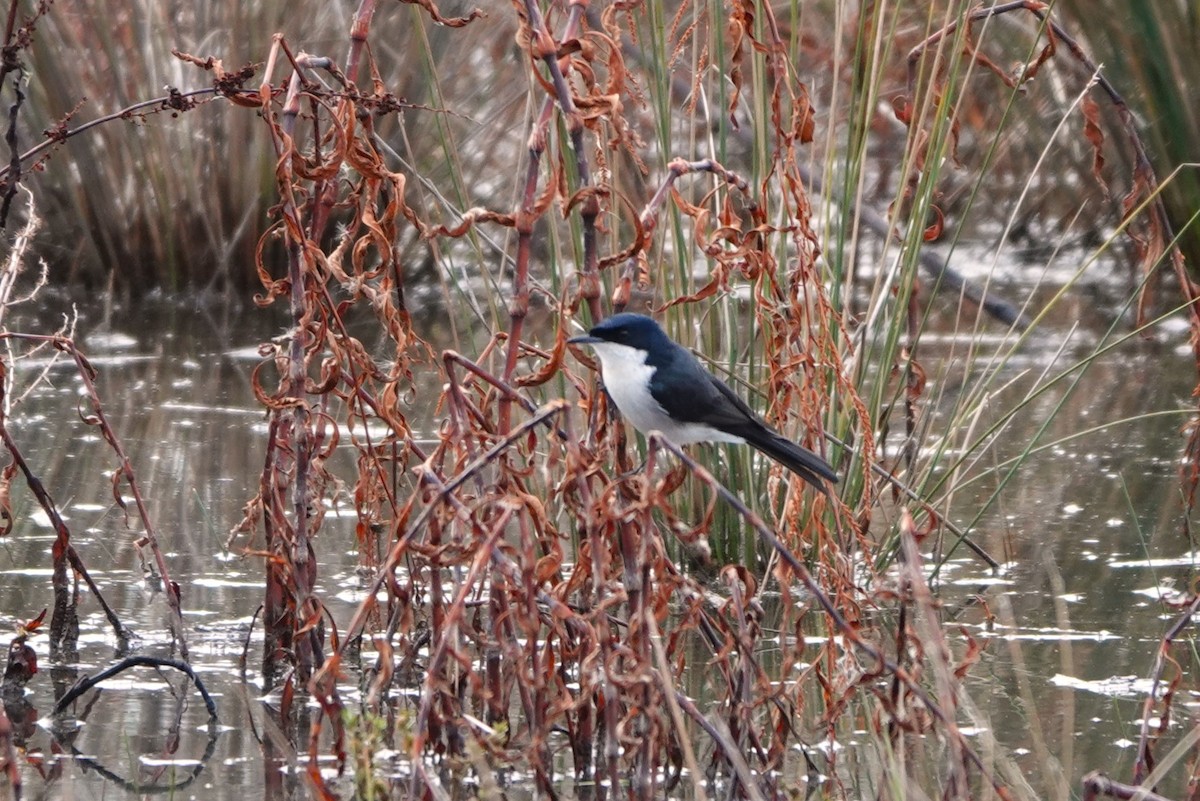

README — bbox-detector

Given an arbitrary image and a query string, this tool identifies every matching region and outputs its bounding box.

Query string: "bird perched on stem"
[568,313,837,493]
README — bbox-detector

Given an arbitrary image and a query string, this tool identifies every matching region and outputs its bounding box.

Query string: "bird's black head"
[568,313,670,351]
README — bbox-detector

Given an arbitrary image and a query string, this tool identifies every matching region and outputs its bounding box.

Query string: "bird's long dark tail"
[744,431,838,493]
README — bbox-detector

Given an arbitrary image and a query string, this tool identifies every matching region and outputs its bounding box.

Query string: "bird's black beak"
[567,334,601,345]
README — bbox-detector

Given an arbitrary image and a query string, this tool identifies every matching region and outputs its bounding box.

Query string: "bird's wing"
[645,343,769,430]
[645,345,740,425]
[704,373,774,432]
[646,344,837,488]
[705,373,838,487]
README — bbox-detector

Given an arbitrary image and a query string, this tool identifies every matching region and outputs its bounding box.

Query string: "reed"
[15,1,1192,296]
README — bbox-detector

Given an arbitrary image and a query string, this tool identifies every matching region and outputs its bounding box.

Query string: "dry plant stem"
[0,187,43,327]
[0,87,261,184]
[444,350,538,414]
[256,38,338,682]
[0,0,18,70]
[654,549,794,773]
[1134,593,1200,783]
[326,400,568,655]
[344,0,376,84]
[650,435,1008,795]
[485,564,508,729]
[500,0,598,434]
[672,690,768,801]
[0,62,24,226]
[9,333,180,613]
[899,512,969,795]
[515,514,556,798]
[612,158,754,312]
[0,334,189,655]
[628,448,656,796]
[294,55,349,250]
[443,349,569,441]
[646,614,707,801]
[523,0,599,316]
[396,454,595,798]
[550,1,603,323]
[559,426,611,784]
[0,0,43,227]
[446,376,571,777]
[279,61,313,570]
[0,360,129,642]
[408,512,508,775]
[724,571,764,790]
[0,189,53,419]
[393,428,604,786]
[446,365,573,772]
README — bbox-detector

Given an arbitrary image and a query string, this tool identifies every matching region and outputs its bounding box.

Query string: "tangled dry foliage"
[0,0,1196,799]
[197,2,939,796]
[168,1,1198,799]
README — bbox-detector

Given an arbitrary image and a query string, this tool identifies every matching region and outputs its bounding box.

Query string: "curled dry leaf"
[1081,95,1109,195]
[0,462,15,537]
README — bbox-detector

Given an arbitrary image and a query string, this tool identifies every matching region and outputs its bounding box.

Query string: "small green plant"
[343,709,389,801]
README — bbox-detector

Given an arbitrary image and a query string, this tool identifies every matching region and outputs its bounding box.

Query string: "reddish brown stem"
[501,0,599,433]
[345,0,376,85]
[0,358,131,644]
[1134,593,1200,782]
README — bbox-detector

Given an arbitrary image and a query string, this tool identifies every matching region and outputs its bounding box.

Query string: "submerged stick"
[53,655,217,720]
[1081,770,1174,801]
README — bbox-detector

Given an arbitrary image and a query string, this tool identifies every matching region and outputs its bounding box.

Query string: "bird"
[568,313,837,492]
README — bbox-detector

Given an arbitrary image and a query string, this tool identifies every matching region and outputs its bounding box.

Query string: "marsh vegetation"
[0,2,1195,800]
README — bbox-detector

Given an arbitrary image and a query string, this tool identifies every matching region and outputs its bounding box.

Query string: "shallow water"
[0,290,1195,799]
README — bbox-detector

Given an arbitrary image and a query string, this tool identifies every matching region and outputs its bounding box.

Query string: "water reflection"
[0,293,1194,798]
[930,330,1199,799]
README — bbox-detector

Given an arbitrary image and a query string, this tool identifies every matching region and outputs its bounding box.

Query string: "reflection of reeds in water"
[3,304,265,564]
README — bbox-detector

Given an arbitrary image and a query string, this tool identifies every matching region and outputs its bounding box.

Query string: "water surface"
[0,291,1195,799]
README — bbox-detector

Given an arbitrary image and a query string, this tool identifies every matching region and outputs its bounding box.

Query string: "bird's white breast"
[588,341,743,446]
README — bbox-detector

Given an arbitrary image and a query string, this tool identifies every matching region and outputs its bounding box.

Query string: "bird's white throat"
[588,341,743,446]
